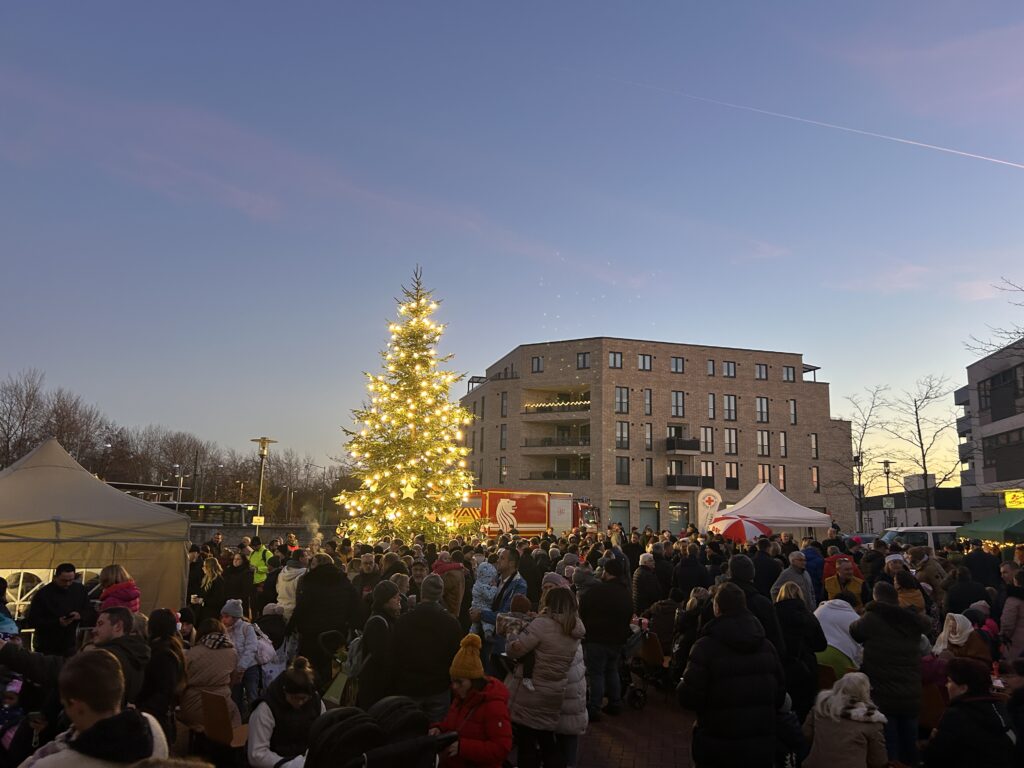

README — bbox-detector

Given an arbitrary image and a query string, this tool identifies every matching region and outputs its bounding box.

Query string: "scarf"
[813,599,862,666]
[932,613,972,655]
[199,632,234,650]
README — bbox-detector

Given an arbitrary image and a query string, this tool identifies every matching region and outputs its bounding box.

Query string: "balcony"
[523,436,591,448]
[666,437,700,455]
[960,468,976,487]
[521,400,591,421]
[958,442,975,463]
[954,385,970,407]
[956,413,972,437]
[521,471,590,481]
[725,477,740,491]
[667,474,702,490]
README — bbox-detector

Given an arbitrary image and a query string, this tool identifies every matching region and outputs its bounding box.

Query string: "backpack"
[251,622,277,666]
[342,615,385,678]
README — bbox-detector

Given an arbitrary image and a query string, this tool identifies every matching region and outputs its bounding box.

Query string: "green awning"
[957,509,1024,544]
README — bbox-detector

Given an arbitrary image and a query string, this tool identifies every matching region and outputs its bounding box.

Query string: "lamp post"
[853,454,864,532]
[251,437,277,521]
[306,462,327,525]
[172,464,186,511]
[236,479,246,502]
[879,459,895,528]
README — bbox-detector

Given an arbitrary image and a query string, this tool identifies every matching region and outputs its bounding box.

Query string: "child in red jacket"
[431,633,513,768]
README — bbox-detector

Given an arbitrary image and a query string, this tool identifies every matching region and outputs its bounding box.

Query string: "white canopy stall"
[705,482,832,535]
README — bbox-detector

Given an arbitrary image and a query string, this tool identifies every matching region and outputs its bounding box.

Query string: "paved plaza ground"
[577,692,694,768]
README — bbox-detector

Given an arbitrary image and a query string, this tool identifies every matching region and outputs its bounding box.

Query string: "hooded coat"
[506,613,586,732]
[677,610,786,768]
[435,677,513,768]
[671,556,711,600]
[98,581,141,613]
[275,565,306,621]
[849,602,931,716]
[290,564,358,684]
[179,633,240,730]
[801,700,888,768]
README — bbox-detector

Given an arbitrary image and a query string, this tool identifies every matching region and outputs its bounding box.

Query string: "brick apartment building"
[460,337,855,533]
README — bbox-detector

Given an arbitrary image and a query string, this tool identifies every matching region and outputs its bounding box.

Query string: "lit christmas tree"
[337,269,475,541]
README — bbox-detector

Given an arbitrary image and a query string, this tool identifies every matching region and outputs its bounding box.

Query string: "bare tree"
[881,375,959,525]
[967,277,1024,357]
[0,369,48,468]
[44,388,109,469]
[829,385,888,530]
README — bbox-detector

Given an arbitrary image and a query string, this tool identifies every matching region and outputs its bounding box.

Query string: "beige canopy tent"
[0,438,191,615]
[712,482,833,533]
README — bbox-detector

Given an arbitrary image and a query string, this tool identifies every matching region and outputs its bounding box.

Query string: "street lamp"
[282,484,295,521]
[878,460,897,527]
[306,462,327,525]
[251,437,277,521]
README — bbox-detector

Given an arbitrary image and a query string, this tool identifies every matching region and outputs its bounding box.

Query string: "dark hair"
[894,570,918,590]
[251,536,262,548]
[956,566,973,582]
[197,618,226,638]
[835,591,859,608]
[946,657,991,696]
[60,648,123,712]
[281,656,317,695]
[872,582,899,605]
[149,608,187,694]
[366,696,429,741]
[55,563,76,576]
[505,547,520,567]
[714,582,746,616]
[101,606,133,634]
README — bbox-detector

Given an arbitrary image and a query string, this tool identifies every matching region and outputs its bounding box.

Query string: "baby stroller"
[621,625,669,710]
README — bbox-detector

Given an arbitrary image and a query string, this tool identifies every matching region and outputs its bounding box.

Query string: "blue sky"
[2,2,1022,465]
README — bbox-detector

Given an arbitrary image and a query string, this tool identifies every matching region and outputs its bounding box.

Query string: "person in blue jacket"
[470,547,527,673]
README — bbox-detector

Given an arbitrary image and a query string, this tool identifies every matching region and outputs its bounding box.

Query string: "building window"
[668,459,684,477]
[609,499,630,524]
[700,460,715,483]
[707,359,715,376]
[723,395,737,421]
[783,365,795,382]
[811,465,820,492]
[643,388,652,416]
[639,500,659,528]
[499,457,507,485]
[480,396,485,418]
[500,391,508,418]
[779,431,788,458]
[616,456,630,485]
[638,354,652,371]
[810,433,818,459]
[577,352,590,369]
[725,462,738,479]
[671,391,685,417]
[671,356,684,374]
[755,363,768,380]
[645,458,654,486]
[777,464,787,491]
[758,463,771,484]
[614,386,629,414]
[531,356,543,373]
[499,423,507,450]
[479,428,485,452]
[757,430,770,457]
[608,351,622,369]
[472,401,477,417]
[616,421,630,450]
[707,393,716,420]
[471,431,476,453]
[723,361,736,378]
[700,426,714,453]
[724,428,738,455]
[978,379,991,411]
[789,399,798,425]
[644,423,653,450]
[755,396,769,423]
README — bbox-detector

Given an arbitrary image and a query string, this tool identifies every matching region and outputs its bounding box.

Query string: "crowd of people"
[0,523,1022,767]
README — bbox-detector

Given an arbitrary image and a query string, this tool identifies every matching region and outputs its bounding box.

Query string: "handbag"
[323,668,358,707]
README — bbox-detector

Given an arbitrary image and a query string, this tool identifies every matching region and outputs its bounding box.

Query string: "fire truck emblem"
[495,498,518,533]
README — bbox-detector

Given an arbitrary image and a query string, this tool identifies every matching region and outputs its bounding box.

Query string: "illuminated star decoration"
[401,481,418,499]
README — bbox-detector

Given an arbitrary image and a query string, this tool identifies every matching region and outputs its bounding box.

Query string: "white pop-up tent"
[712,482,833,533]
[0,439,191,616]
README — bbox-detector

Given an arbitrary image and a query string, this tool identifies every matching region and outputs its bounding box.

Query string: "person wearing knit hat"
[220,598,243,618]
[420,573,445,603]
[541,571,570,598]
[356,580,403,711]
[431,634,513,768]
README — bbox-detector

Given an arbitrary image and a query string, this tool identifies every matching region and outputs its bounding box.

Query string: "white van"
[880,526,959,552]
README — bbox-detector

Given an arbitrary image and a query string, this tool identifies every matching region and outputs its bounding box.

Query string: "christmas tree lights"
[336,269,475,541]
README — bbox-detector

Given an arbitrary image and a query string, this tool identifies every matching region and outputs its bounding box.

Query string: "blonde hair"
[540,586,579,636]
[389,573,410,593]
[813,672,874,721]
[99,564,131,589]
[776,581,805,603]
[202,557,222,590]
[686,587,710,611]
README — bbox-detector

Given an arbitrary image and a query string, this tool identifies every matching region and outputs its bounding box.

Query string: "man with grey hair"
[770,551,817,610]
[632,552,663,614]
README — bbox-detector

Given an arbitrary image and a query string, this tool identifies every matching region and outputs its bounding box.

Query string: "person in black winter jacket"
[678,582,785,768]
[671,544,712,598]
[22,564,97,657]
[752,539,783,598]
[356,581,402,710]
[945,566,991,615]
[922,657,1018,768]
[650,543,674,596]
[849,582,932,766]
[136,608,187,741]
[632,554,664,615]
[700,555,785,657]
[579,558,633,719]
[963,540,1002,591]
[289,555,358,688]
[772,582,827,722]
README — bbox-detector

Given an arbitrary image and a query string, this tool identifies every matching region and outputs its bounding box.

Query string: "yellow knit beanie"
[449,633,485,680]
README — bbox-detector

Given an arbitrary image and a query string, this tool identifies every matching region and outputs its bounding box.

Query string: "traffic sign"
[251,515,265,526]
[882,496,895,510]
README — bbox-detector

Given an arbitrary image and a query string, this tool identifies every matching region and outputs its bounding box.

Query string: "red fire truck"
[456,489,597,536]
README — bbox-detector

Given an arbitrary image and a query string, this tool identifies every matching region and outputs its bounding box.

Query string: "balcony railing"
[522,402,591,415]
[666,474,701,489]
[956,413,972,436]
[522,437,591,447]
[489,371,520,381]
[725,477,740,491]
[958,442,975,463]
[665,437,700,453]
[521,471,591,481]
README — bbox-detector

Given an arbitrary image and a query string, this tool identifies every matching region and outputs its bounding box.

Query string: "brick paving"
[576,689,694,768]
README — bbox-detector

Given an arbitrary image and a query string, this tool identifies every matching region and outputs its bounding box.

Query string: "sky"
[2,2,1022,468]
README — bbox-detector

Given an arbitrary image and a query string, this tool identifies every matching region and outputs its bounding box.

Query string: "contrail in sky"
[615,77,1024,172]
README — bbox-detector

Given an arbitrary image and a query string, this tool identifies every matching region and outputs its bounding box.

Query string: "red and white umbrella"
[707,514,772,542]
